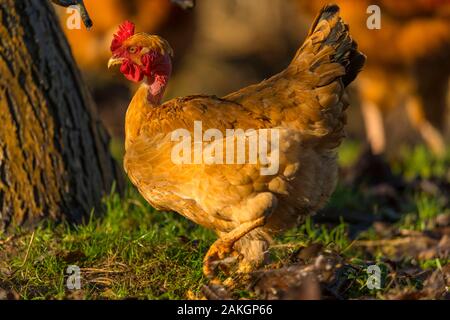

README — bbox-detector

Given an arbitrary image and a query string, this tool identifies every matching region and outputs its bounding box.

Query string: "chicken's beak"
[108,57,124,69]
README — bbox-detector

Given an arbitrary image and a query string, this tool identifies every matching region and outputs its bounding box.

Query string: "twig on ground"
[270,243,302,249]
[0,235,14,245]
[81,267,126,274]
[20,231,36,268]
[88,277,114,286]
[354,237,434,247]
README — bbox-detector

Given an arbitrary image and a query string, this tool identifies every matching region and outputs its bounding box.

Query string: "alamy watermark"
[367,5,381,30]
[366,264,382,290]
[66,265,81,290]
[66,5,82,30]
[171,121,280,176]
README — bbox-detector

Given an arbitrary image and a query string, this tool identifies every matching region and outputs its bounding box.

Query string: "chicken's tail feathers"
[293,4,366,87]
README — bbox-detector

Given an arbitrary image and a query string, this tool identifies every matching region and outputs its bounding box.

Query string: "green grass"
[0,188,215,299]
[0,143,448,299]
[392,145,450,179]
[398,193,448,231]
[338,140,363,168]
[279,217,350,252]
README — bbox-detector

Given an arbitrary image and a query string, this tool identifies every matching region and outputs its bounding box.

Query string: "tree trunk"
[0,0,123,230]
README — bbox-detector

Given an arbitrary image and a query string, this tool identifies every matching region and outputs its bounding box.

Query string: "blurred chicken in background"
[297,0,450,155]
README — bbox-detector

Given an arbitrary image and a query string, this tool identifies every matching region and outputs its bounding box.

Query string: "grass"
[398,193,447,231]
[279,217,350,252]
[0,142,448,299]
[0,188,215,299]
[392,145,450,179]
[338,140,363,168]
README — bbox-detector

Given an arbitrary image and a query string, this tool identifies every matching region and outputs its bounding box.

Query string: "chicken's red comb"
[111,20,135,52]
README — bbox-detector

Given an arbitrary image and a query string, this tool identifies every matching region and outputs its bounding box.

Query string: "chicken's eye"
[128,46,139,54]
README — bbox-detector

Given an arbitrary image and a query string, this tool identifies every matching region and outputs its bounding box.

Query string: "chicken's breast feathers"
[125,95,306,230]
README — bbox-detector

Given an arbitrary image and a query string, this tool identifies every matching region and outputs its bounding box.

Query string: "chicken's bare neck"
[145,74,169,105]
[144,54,172,104]
[125,60,171,150]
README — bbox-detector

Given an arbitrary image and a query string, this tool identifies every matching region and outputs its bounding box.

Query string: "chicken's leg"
[203,217,266,280]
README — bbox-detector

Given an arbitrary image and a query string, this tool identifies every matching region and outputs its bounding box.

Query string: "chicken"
[297,0,450,155]
[108,5,365,281]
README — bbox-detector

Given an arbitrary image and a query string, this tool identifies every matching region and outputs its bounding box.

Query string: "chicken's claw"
[203,239,234,279]
[202,217,267,281]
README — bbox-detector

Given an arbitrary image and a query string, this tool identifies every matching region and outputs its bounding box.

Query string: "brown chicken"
[298,0,450,155]
[108,5,365,281]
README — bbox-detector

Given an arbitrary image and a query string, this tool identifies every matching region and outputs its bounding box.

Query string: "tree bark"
[0,0,123,230]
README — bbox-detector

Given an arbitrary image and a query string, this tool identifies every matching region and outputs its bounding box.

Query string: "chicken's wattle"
[120,60,145,83]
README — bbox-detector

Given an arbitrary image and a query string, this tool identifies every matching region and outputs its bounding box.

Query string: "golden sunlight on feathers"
[113,5,365,282]
[124,33,174,57]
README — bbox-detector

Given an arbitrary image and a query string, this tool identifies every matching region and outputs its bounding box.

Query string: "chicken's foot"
[203,217,266,280]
